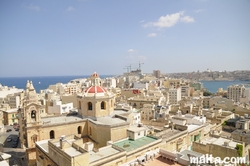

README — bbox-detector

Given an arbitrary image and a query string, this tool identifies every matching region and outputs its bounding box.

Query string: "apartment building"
[3,108,18,125]
[153,70,161,78]
[193,136,250,160]
[102,77,117,88]
[227,84,245,102]
[64,83,82,94]
[163,79,182,88]
[0,85,23,109]
[168,88,181,104]
[47,100,73,115]
[127,92,166,109]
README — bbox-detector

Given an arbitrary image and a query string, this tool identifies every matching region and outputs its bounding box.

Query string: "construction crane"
[123,66,130,73]
[138,62,144,71]
[124,64,133,73]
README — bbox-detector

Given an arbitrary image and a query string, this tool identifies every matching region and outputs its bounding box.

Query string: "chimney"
[60,135,66,150]
[84,142,94,152]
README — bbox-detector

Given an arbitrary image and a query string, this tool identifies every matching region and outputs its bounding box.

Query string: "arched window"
[31,110,36,120]
[88,102,92,110]
[79,101,81,109]
[101,101,106,109]
[77,126,82,134]
[50,130,55,139]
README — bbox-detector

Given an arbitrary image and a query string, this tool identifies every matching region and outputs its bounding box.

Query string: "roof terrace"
[113,136,158,152]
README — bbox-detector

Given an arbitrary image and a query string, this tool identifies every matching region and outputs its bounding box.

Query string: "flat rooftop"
[200,137,239,149]
[89,146,120,163]
[0,88,23,98]
[41,109,129,126]
[160,129,183,140]
[37,135,124,164]
[114,136,157,152]
[3,108,18,113]
[41,115,84,126]
[48,137,84,157]
[95,116,127,125]
[187,124,203,132]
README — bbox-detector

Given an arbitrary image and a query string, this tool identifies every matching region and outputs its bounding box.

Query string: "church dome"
[85,86,107,94]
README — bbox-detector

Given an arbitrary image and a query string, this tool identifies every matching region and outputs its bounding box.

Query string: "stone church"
[18,72,132,166]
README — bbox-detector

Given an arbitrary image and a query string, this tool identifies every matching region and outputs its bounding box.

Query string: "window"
[101,101,106,109]
[77,126,82,134]
[50,130,55,139]
[88,102,92,110]
[31,110,36,120]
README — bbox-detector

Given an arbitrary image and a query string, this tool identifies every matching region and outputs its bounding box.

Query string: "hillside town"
[164,69,250,81]
[0,69,250,166]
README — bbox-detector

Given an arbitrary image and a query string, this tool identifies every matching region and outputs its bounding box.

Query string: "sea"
[201,80,250,93]
[0,75,114,93]
[0,76,249,93]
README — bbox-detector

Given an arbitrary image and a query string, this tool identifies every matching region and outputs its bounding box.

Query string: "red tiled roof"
[85,86,106,93]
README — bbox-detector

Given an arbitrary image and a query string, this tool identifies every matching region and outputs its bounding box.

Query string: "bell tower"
[19,80,44,149]
[23,81,42,125]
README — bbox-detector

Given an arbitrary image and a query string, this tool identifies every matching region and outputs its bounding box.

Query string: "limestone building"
[163,79,182,89]
[2,108,18,125]
[0,85,23,109]
[193,136,250,162]
[127,92,166,109]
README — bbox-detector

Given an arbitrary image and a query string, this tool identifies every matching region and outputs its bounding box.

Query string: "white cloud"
[25,4,40,11]
[140,20,145,23]
[66,6,75,11]
[148,33,157,37]
[127,49,137,53]
[144,11,194,29]
[180,16,194,23]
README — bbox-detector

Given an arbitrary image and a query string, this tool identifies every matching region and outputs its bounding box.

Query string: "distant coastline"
[199,79,250,81]
[1,76,249,94]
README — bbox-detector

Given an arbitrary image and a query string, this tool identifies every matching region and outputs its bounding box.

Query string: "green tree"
[203,91,213,96]
[235,144,243,157]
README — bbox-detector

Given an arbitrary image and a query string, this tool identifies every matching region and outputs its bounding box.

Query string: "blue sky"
[0,0,250,77]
